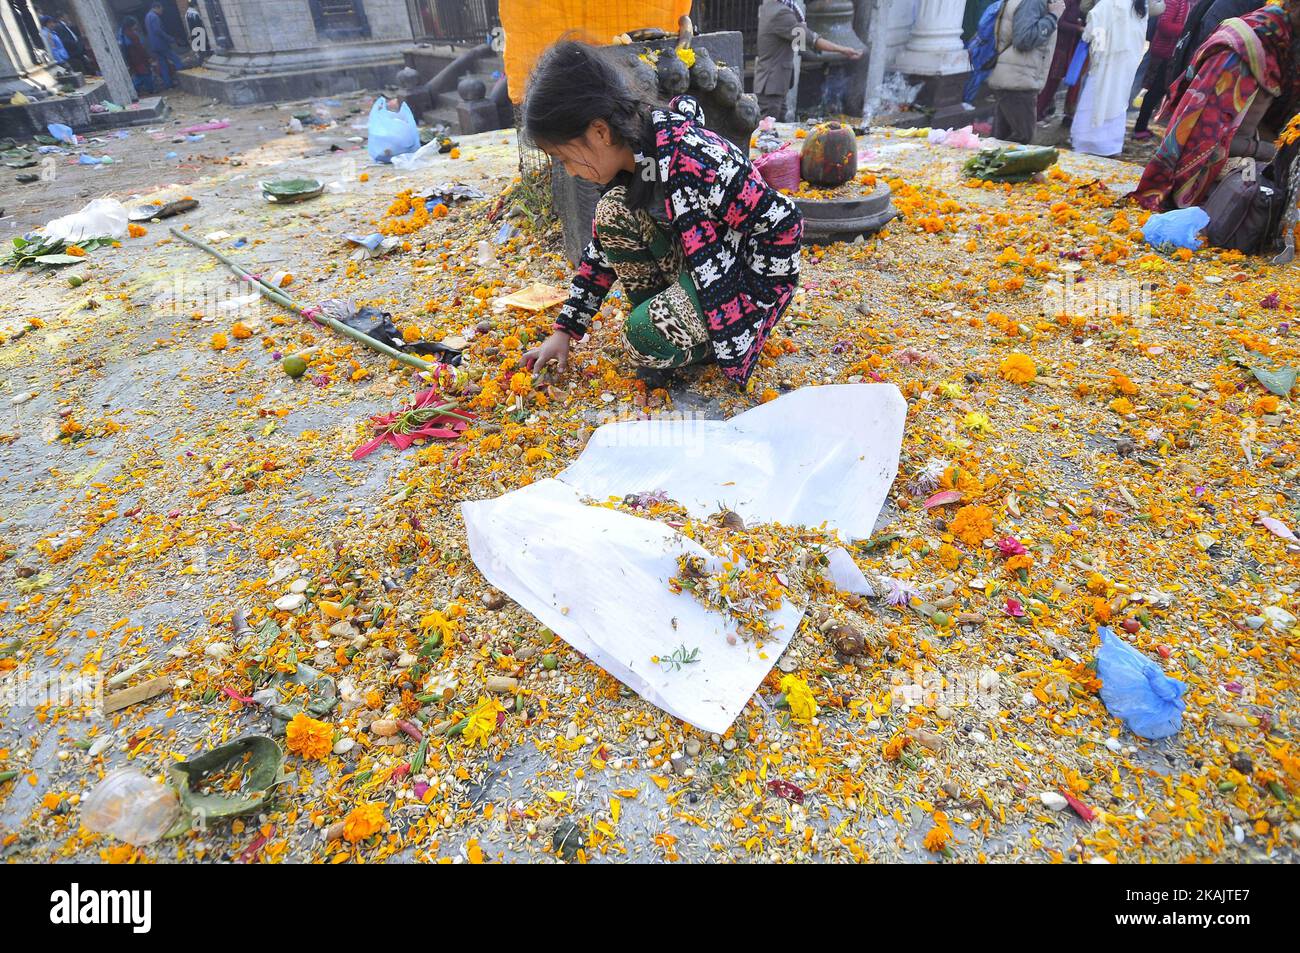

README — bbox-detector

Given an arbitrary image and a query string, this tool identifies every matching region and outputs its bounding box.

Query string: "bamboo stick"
[168,227,436,374]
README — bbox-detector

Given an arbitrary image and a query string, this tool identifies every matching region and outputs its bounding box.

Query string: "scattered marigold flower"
[210,332,229,350]
[127,223,147,238]
[285,712,333,760]
[999,352,1036,384]
[779,674,818,723]
[950,504,994,546]
[342,802,386,843]
[463,697,505,747]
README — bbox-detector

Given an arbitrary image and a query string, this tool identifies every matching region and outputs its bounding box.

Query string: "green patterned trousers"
[594,186,713,370]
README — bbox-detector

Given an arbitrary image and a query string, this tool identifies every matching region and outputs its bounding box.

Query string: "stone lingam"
[790,122,897,245]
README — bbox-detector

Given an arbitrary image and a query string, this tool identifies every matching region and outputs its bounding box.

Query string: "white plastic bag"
[366,97,420,164]
[390,138,447,172]
[41,198,129,243]
[461,385,905,732]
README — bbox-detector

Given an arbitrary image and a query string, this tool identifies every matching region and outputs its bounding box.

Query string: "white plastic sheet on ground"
[40,198,128,243]
[461,384,906,733]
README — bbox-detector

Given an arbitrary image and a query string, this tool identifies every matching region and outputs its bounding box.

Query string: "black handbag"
[1203,159,1286,254]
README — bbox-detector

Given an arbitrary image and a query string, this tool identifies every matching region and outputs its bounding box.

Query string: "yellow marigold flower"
[938,543,960,570]
[675,47,696,67]
[1005,553,1034,573]
[923,825,950,851]
[210,332,229,350]
[780,674,818,723]
[883,735,911,761]
[65,245,86,257]
[1108,369,1138,395]
[343,802,386,843]
[508,371,532,396]
[523,447,553,466]
[463,697,505,747]
[231,321,253,339]
[1109,397,1135,414]
[950,504,994,546]
[999,352,1037,384]
[285,712,333,760]
[127,223,147,238]
[420,610,456,642]
[963,411,993,435]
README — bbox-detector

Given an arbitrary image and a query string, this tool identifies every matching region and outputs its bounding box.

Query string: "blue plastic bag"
[1142,206,1209,250]
[1063,41,1088,87]
[367,97,420,164]
[1096,627,1185,739]
[47,122,76,145]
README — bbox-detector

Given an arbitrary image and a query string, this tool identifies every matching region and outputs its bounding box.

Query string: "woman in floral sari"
[1131,2,1300,210]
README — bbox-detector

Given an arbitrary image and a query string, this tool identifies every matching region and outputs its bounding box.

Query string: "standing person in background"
[185,1,209,60]
[987,0,1064,143]
[1190,0,1268,47]
[1128,0,1166,106]
[1070,0,1148,155]
[119,15,155,97]
[1036,0,1086,120]
[145,1,184,89]
[754,0,862,121]
[40,15,69,66]
[1134,0,1192,137]
[964,0,1000,39]
[53,13,91,74]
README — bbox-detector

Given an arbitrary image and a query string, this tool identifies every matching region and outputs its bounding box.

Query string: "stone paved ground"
[1,92,1297,864]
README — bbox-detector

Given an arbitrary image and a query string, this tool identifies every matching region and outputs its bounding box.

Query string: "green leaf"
[1251,364,1297,396]
[32,254,85,266]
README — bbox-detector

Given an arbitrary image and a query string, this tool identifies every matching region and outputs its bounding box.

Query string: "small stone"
[268,558,299,585]
[370,719,399,737]
[333,738,355,755]
[274,593,305,612]
[1263,606,1296,632]
[1039,792,1068,811]
[1230,752,1253,774]
[288,578,309,594]
[685,738,701,757]
[204,642,233,660]
[722,737,737,751]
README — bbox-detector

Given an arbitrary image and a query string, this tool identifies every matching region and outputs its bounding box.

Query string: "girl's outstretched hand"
[523,331,572,373]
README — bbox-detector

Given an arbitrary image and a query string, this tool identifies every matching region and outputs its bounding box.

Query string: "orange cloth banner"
[499,0,692,103]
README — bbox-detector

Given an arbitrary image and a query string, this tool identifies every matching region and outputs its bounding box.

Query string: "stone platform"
[0,80,167,138]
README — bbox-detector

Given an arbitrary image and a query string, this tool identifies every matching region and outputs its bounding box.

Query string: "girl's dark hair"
[523,40,649,151]
[1134,0,1147,17]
